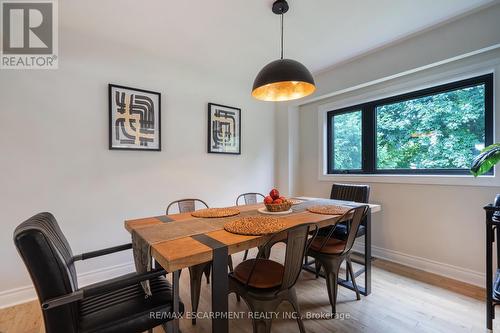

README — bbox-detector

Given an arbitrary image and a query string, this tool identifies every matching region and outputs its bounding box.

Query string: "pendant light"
[252,0,315,102]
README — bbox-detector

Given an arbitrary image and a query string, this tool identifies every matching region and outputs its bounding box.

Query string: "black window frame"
[326,73,494,175]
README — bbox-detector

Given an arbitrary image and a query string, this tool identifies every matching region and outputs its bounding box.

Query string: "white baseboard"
[0,261,135,309]
[353,242,485,287]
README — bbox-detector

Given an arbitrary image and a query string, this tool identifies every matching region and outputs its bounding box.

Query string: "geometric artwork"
[207,103,241,154]
[108,84,161,151]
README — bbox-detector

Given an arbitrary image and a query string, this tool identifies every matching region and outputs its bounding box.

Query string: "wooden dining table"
[124,197,381,333]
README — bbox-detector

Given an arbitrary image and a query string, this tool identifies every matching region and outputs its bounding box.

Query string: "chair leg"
[162,322,172,333]
[314,260,322,279]
[226,256,240,301]
[255,318,273,333]
[346,256,361,300]
[320,257,343,314]
[203,264,211,284]
[228,255,234,272]
[189,262,210,325]
[242,294,281,333]
[258,245,271,259]
[288,288,306,333]
[243,249,249,261]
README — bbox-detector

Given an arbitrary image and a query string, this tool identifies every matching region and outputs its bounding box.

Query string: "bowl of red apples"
[264,188,292,212]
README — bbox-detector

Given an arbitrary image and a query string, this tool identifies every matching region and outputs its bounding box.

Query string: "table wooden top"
[125,197,381,272]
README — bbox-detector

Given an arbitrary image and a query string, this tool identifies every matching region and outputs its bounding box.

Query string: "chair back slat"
[253,223,318,292]
[343,206,369,253]
[317,206,369,255]
[330,183,370,203]
[236,192,265,206]
[244,194,258,205]
[166,198,209,214]
[13,212,79,333]
[178,200,196,213]
[280,224,317,290]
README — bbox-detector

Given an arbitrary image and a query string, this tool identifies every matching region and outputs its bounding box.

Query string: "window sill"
[318,173,500,187]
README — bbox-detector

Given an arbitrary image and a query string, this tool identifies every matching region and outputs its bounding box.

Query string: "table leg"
[172,270,180,333]
[212,246,229,333]
[363,207,372,296]
[190,233,229,333]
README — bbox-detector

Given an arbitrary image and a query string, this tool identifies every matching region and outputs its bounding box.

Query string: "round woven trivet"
[191,208,240,218]
[224,216,285,236]
[307,205,349,215]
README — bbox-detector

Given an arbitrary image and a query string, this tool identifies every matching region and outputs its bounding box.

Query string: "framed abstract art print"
[207,103,241,155]
[109,84,161,151]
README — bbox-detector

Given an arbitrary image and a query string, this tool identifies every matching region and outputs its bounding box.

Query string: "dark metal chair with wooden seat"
[13,212,183,333]
[307,205,369,313]
[236,192,265,206]
[166,198,210,216]
[229,223,318,333]
[166,198,236,324]
[236,192,265,260]
[308,184,371,287]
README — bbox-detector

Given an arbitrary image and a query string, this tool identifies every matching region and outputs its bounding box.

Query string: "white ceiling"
[61,0,494,83]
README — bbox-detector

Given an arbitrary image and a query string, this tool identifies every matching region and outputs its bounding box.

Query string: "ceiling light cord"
[280,13,284,59]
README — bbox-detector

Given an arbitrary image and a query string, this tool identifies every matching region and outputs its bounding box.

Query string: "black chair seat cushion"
[79,275,183,333]
[318,222,366,241]
[233,259,284,289]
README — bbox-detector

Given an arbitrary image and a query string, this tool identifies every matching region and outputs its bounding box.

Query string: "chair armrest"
[41,268,166,310]
[73,243,132,261]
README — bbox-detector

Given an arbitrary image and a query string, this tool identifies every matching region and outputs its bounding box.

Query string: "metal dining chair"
[13,212,183,333]
[325,184,371,286]
[229,222,318,333]
[166,198,210,215]
[165,198,236,324]
[236,192,265,260]
[236,192,265,206]
[307,205,369,313]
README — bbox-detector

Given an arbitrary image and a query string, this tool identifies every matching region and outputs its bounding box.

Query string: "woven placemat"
[307,205,349,215]
[191,208,240,218]
[224,216,285,236]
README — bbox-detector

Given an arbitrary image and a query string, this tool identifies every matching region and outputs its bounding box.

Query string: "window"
[327,74,494,175]
[331,110,362,170]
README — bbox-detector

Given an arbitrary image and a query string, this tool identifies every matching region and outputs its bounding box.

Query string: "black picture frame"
[207,103,241,155]
[108,84,161,151]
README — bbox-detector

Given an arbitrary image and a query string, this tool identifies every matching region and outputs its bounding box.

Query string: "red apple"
[279,196,286,201]
[264,196,274,204]
[269,188,280,200]
[273,198,283,204]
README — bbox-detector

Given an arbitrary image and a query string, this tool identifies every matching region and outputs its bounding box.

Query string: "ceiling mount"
[272,0,289,15]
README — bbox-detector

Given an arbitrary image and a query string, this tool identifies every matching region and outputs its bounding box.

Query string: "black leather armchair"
[13,212,184,333]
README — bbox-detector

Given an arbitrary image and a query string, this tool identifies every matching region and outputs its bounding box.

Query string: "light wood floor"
[0,245,496,333]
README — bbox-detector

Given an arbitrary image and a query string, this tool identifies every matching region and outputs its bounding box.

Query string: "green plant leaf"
[470,147,500,177]
[481,143,500,153]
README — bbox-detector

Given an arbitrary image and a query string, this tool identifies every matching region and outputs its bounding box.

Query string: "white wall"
[0,27,275,306]
[276,4,500,286]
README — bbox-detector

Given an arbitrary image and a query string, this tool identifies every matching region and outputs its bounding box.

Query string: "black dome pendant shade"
[252,0,315,101]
